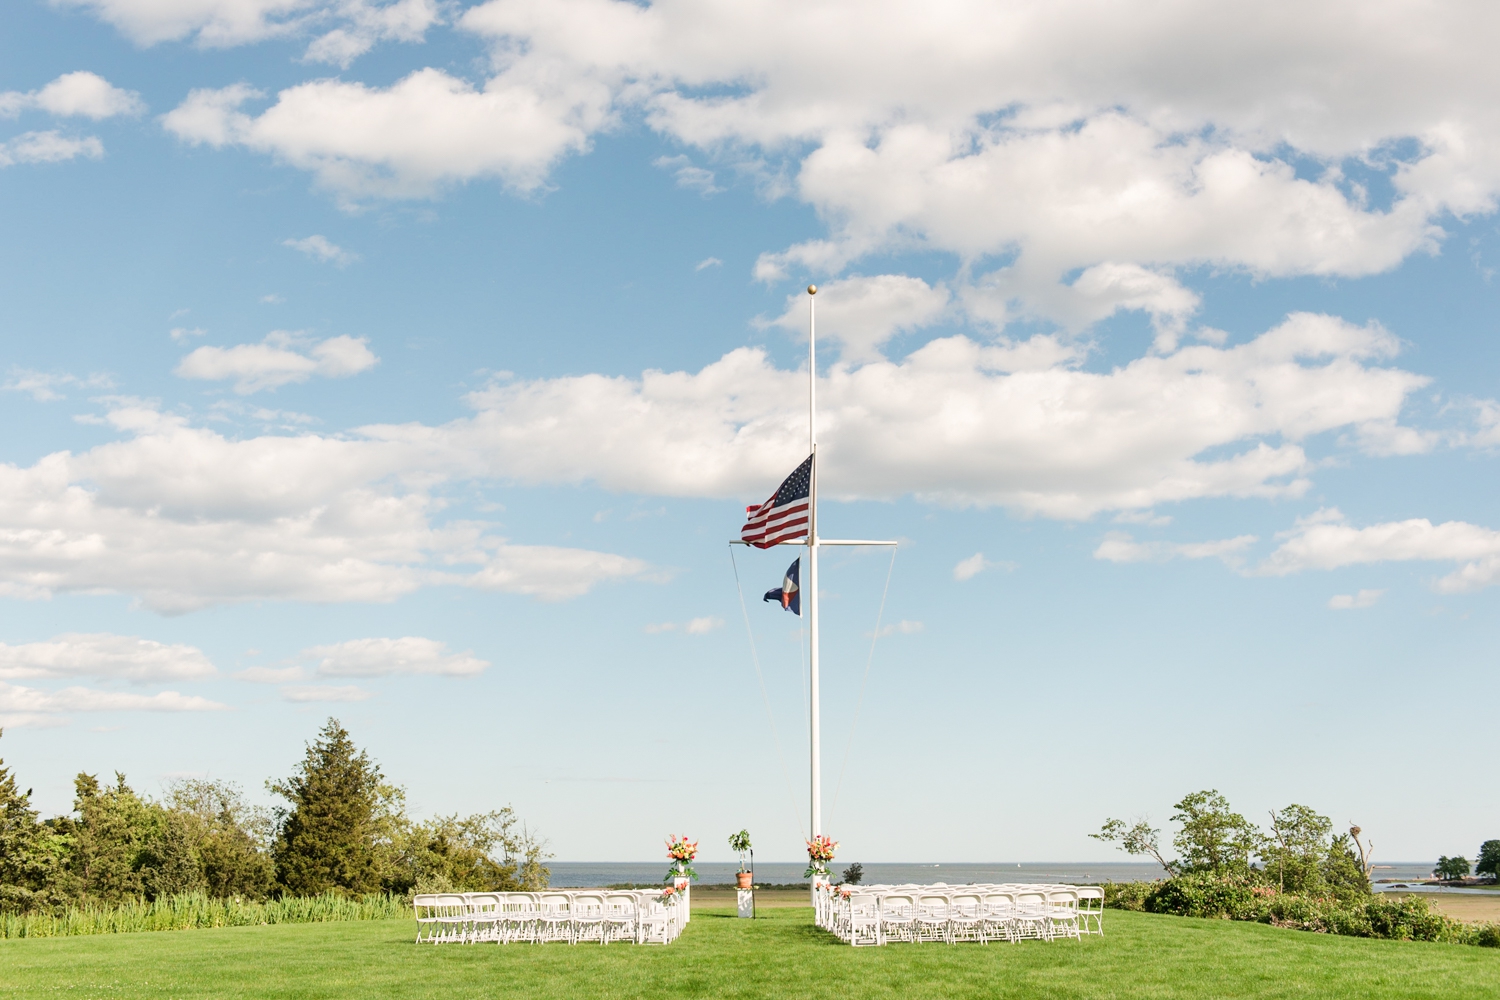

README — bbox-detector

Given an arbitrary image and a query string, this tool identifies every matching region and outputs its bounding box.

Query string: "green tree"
[383,808,550,894]
[271,718,384,896]
[1091,817,1178,875]
[55,772,168,905]
[1475,840,1500,879]
[1435,855,1471,881]
[137,813,207,899]
[0,730,66,913]
[1322,833,1372,900]
[165,779,274,900]
[1263,804,1332,894]
[1170,790,1260,875]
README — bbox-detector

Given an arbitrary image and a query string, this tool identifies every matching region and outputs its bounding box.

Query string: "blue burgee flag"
[763,557,801,616]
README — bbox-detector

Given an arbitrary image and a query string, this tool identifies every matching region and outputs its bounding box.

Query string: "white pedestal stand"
[674,875,691,925]
[736,888,754,919]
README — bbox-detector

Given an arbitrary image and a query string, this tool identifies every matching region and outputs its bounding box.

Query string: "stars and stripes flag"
[741,454,813,548]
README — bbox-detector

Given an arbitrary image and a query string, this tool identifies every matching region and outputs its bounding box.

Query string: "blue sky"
[1,0,1498,866]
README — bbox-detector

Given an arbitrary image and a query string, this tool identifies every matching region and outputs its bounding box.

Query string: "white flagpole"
[807,284,820,843]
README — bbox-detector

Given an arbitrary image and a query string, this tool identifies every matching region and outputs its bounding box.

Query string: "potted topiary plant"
[729,829,753,888]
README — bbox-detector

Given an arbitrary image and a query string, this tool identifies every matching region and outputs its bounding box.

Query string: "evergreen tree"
[0,730,63,913]
[55,772,166,905]
[271,718,383,896]
[139,814,207,899]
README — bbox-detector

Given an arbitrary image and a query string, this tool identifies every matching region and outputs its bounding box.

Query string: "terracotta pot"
[736,871,753,889]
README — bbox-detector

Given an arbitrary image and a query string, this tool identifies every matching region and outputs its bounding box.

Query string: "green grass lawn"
[3,907,1498,999]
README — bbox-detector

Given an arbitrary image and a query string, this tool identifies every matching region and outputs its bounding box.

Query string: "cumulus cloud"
[163,68,602,201]
[283,234,357,265]
[303,636,488,676]
[57,0,438,56]
[1094,532,1259,566]
[0,72,144,119]
[1329,589,1384,610]
[402,312,1425,518]
[142,1,1500,332]
[0,398,653,613]
[2,369,113,401]
[1261,508,1500,593]
[0,680,225,714]
[765,275,950,363]
[0,633,214,682]
[952,554,989,582]
[0,132,103,168]
[175,331,378,392]
[280,683,371,702]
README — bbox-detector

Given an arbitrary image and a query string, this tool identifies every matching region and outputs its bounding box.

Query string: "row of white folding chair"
[413,891,679,945]
[827,883,1103,937]
[826,888,1083,946]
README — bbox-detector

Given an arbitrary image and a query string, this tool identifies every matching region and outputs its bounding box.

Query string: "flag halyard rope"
[827,545,898,827]
[729,544,807,843]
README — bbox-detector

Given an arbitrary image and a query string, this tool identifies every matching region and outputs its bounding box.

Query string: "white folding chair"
[535,892,573,943]
[1076,886,1104,935]
[431,894,469,944]
[1046,889,1082,941]
[915,893,951,943]
[467,892,503,943]
[880,893,918,943]
[948,893,986,944]
[602,893,637,944]
[1012,891,1052,941]
[413,894,441,943]
[982,892,1017,943]
[570,893,607,944]
[845,893,879,946]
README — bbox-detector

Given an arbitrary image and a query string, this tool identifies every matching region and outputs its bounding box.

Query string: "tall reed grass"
[0,892,409,939]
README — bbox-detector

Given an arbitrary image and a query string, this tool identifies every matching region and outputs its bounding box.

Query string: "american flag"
[741,454,813,548]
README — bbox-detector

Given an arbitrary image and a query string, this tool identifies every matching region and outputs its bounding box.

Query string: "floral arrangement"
[664,834,699,883]
[837,885,853,899]
[659,885,682,906]
[804,834,839,879]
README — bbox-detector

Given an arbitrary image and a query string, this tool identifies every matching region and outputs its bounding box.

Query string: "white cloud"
[175,331,378,392]
[170,327,207,341]
[1261,508,1500,593]
[303,636,488,677]
[283,234,357,265]
[1094,532,1258,566]
[0,72,144,119]
[765,275,950,363]
[234,664,305,683]
[280,683,371,702]
[952,554,989,582]
[303,0,442,68]
[654,155,721,195]
[56,0,438,54]
[0,399,653,613]
[0,680,225,713]
[0,633,214,682]
[694,257,721,271]
[874,620,923,637]
[139,0,1500,336]
[406,312,1424,518]
[0,131,103,168]
[2,369,113,401]
[1329,589,1384,610]
[163,69,603,202]
[645,616,723,635]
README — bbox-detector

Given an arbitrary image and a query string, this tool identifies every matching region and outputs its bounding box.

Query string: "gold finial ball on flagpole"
[807,284,817,295]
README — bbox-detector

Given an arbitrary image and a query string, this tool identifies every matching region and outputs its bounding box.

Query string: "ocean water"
[546,860,1456,889]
